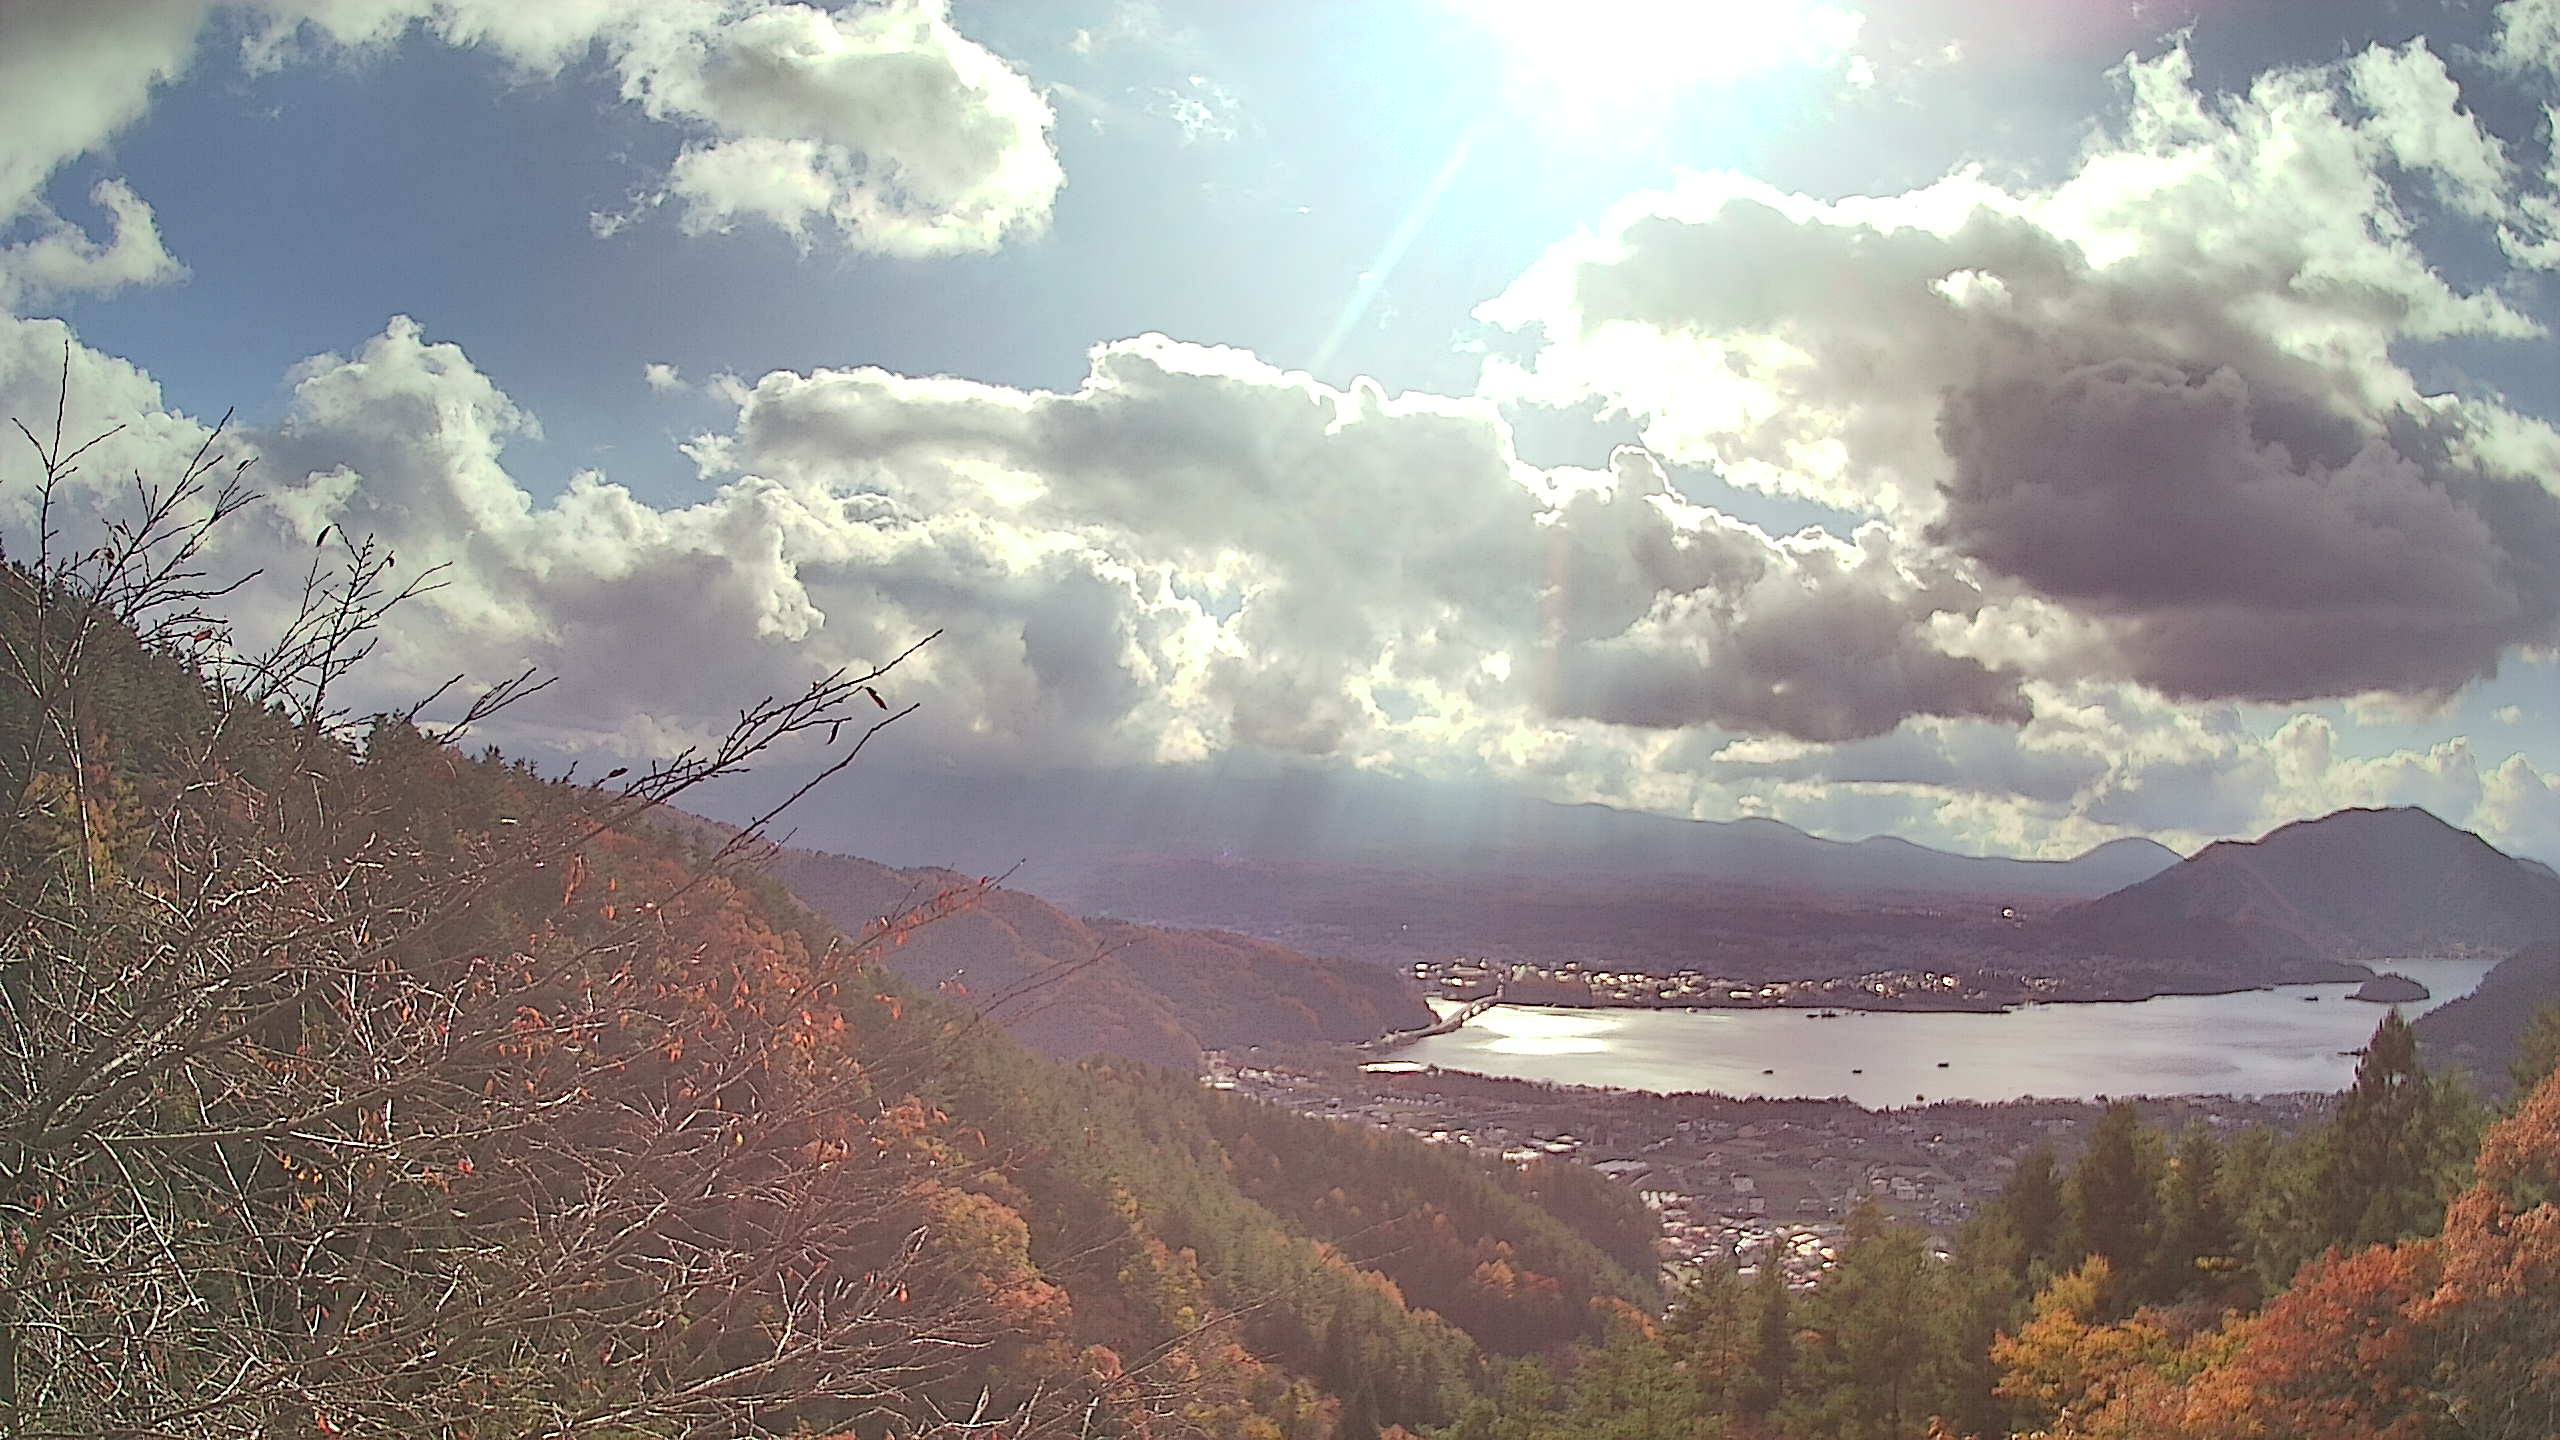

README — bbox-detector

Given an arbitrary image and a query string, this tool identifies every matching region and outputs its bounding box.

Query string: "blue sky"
[5,0,2560,863]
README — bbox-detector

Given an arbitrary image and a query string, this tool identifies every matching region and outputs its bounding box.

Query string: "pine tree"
[2005,1145,2066,1276]
[1560,1321,1716,1440]
[2331,1012,2478,1246]
[2064,1104,2160,1302]
[2246,1013,2483,1288]
[2150,1125,2242,1304]
[1661,1255,1751,1418]
[1939,1211,2028,1439]
[2509,1002,2560,1101]
[1744,1257,1793,1422]
[1787,1202,1943,1440]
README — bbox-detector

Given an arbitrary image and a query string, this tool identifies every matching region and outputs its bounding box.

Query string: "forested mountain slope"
[0,543,1650,1438]
[761,843,1431,1070]
[2415,941,2560,1091]
[2062,806,2560,961]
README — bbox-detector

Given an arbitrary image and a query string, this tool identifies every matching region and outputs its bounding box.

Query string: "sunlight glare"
[1473,1006,1614,1055]
[1460,0,1863,113]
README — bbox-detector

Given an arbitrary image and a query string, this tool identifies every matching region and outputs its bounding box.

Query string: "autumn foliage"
[0,395,1667,1438]
[2015,1069,2560,1440]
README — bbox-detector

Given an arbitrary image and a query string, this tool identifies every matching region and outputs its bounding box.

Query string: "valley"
[1206,1046,2333,1278]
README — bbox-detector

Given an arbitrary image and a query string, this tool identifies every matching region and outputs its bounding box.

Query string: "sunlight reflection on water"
[1408,957,2501,1103]
[1469,1006,1614,1055]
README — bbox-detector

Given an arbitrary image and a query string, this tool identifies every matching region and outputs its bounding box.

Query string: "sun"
[1457,0,1865,116]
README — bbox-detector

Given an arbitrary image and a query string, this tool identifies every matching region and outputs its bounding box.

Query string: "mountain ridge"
[755,842,1431,1069]
[2413,941,2560,1089]
[759,763,2187,902]
[2063,806,2560,963]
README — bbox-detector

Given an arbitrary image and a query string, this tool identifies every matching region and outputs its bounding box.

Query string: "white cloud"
[714,337,2022,749]
[642,361,684,392]
[2482,751,2560,860]
[2487,0,2560,77]
[0,307,2032,815]
[1479,40,2560,712]
[618,0,1062,256]
[0,0,203,225]
[0,180,186,309]
[0,0,1062,277]
[8,302,2558,863]
[2347,41,2516,223]
[1145,77,1239,146]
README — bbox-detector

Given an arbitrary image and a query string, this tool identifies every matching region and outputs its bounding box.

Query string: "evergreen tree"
[2005,1145,2066,1276]
[1744,1257,1793,1423]
[2064,1104,2161,1301]
[1336,1381,1384,1440]
[2334,1013,2479,1242]
[1559,1322,1717,1440]
[1938,1212,2028,1440]
[1661,1255,1751,1418]
[2510,1002,2560,1101]
[2246,1013,2482,1287]
[2150,1125,2242,1304]
[1785,1202,1943,1440]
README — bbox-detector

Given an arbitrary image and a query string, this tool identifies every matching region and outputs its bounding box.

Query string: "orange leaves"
[2050,1075,2560,1438]
[2477,1066,2560,1199]
[1993,1259,2177,1433]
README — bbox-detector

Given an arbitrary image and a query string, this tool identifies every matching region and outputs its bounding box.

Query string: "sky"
[4,0,2560,864]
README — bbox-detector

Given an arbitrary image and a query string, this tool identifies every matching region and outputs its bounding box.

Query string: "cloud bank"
[3,1,2560,862]
[1481,41,2560,710]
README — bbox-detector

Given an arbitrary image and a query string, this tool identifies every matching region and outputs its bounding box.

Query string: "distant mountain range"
[735,784,2560,1068]
[769,763,2184,900]
[2061,807,2560,962]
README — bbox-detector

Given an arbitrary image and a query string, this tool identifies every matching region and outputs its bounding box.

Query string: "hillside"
[2413,942,2560,1088]
[0,561,1652,1437]
[11,525,2552,1440]
[2061,806,2560,963]
[759,845,1431,1069]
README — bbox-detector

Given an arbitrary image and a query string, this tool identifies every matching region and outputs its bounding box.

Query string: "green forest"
[6,430,2558,1440]
[1447,1005,2560,1440]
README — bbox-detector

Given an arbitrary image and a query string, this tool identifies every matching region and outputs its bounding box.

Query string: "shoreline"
[1417,967,2460,1025]
[1358,957,2497,1109]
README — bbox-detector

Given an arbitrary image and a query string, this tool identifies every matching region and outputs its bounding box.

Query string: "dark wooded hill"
[2059,806,2560,963]
[759,844,1430,1069]
[2414,942,2560,1089]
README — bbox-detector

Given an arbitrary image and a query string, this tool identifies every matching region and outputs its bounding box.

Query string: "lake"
[1394,958,2499,1106]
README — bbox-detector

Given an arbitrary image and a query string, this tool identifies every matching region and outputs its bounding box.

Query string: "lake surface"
[1395,958,2499,1106]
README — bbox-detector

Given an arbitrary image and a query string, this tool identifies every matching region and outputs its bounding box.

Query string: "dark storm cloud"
[1542,540,2031,743]
[1932,358,2560,702]
[1485,31,2560,711]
